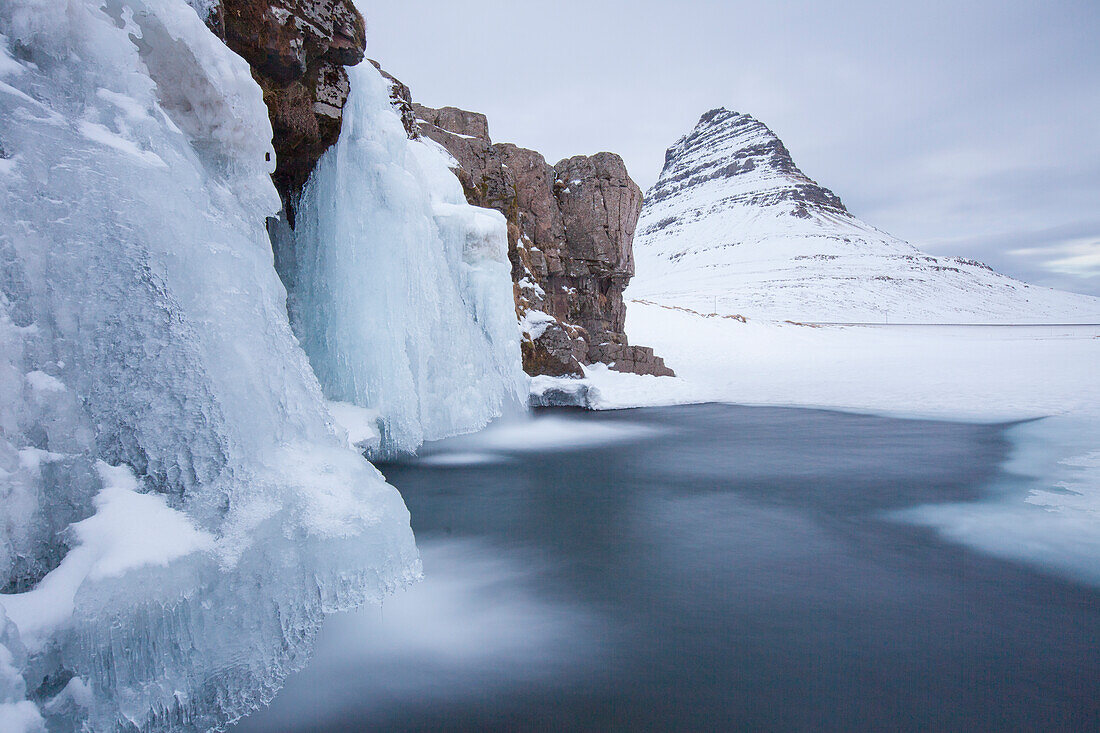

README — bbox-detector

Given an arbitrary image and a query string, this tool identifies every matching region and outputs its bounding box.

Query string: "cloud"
[1012,239,1100,279]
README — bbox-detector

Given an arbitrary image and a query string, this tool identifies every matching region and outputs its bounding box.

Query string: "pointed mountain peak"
[650,107,848,220]
[696,107,755,128]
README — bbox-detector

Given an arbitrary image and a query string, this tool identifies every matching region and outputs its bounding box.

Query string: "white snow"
[23,371,64,394]
[17,448,64,474]
[77,119,168,168]
[0,702,43,733]
[517,275,545,296]
[326,400,383,454]
[612,302,1100,421]
[1,463,215,650]
[95,87,153,122]
[284,59,527,455]
[519,309,557,340]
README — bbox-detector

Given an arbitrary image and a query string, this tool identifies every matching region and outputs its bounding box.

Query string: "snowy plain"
[593,301,1100,421]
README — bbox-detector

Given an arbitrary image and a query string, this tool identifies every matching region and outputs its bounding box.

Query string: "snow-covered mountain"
[630,108,1100,323]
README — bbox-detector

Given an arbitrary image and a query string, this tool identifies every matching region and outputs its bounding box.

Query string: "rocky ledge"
[414,103,673,378]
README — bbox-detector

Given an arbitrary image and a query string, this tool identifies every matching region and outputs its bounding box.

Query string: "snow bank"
[327,400,383,455]
[282,60,527,455]
[520,310,557,340]
[615,302,1100,422]
[0,1,418,729]
[1,463,215,650]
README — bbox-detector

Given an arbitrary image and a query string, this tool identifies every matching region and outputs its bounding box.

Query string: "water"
[237,404,1100,731]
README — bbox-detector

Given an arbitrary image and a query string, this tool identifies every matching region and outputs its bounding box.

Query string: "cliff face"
[199,0,669,378]
[414,104,673,378]
[205,0,366,216]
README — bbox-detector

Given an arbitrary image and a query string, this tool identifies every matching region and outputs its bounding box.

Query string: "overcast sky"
[364,0,1100,297]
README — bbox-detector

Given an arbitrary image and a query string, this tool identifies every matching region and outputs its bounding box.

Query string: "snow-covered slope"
[0,2,419,730]
[630,108,1100,323]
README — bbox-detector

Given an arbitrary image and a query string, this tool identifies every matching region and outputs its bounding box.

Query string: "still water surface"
[237,404,1100,731]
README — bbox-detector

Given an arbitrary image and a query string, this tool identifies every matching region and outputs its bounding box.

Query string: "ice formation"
[277,59,527,455]
[0,1,419,730]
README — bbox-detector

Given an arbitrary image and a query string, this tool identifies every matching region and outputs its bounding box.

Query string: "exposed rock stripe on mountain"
[631,108,1100,324]
[413,103,673,377]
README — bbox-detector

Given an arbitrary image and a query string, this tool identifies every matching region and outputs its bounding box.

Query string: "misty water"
[237,404,1100,731]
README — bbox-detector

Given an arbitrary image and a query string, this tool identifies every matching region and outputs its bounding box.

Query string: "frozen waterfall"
[278,60,528,456]
[0,0,419,730]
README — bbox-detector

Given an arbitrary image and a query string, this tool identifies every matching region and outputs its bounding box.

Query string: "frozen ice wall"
[281,60,527,455]
[0,0,418,730]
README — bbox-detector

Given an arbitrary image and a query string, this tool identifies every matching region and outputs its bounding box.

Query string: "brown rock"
[412,100,673,378]
[370,60,419,139]
[208,0,366,217]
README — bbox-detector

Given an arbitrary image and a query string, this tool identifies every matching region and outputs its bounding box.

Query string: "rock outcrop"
[414,103,673,377]
[205,0,366,217]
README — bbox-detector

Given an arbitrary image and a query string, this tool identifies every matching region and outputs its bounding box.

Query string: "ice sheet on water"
[0,1,418,729]
[895,415,1100,588]
[281,58,527,456]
